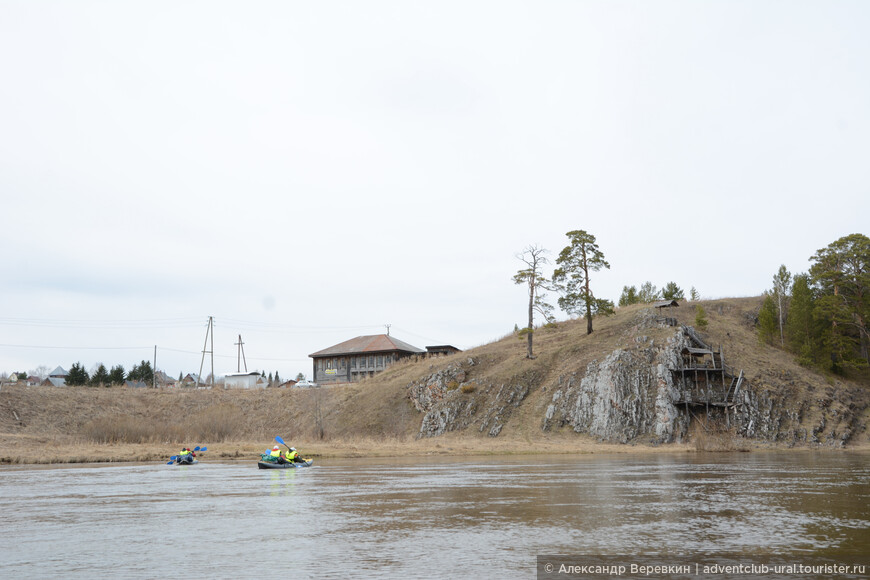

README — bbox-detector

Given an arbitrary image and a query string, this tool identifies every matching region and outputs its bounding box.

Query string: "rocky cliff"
[406,307,867,447]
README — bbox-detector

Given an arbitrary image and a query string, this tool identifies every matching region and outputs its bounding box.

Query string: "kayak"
[258,459,313,469]
[174,458,198,465]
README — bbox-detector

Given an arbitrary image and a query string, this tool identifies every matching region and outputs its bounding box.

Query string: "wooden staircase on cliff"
[672,325,744,409]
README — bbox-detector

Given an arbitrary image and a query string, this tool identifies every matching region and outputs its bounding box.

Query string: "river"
[1,452,868,579]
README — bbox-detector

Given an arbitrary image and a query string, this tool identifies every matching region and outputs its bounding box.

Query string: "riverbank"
[3,431,867,465]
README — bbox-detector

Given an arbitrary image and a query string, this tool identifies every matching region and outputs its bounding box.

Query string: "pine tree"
[690,287,700,301]
[662,282,685,301]
[638,282,660,303]
[694,305,708,329]
[619,285,639,307]
[757,294,779,345]
[552,230,610,335]
[786,273,818,366]
[809,233,870,370]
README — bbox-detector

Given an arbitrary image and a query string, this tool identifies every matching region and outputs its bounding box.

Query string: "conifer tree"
[90,364,110,387]
[552,230,610,335]
[786,273,818,366]
[757,295,779,345]
[638,282,660,303]
[662,282,685,301]
[67,362,89,386]
[809,233,870,371]
[694,305,709,329]
[619,285,639,307]
[107,365,126,385]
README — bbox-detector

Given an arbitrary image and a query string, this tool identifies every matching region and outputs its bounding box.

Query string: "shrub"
[460,383,476,394]
[189,404,244,442]
[695,305,709,329]
[83,415,152,444]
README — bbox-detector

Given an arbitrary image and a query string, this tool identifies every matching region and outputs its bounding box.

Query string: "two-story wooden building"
[309,334,426,385]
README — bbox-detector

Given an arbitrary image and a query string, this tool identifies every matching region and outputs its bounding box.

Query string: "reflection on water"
[0,453,867,578]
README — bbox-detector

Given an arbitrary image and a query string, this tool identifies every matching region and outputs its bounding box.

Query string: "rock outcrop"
[406,311,866,446]
[408,357,535,438]
[542,331,691,443]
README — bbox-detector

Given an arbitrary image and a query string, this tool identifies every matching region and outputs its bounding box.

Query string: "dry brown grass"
[2,297,868,464]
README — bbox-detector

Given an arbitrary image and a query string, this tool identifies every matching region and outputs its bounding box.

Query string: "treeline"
[65,360,156,386]
[62,361,286,387]
[617,281,699,306]
[757,233,869,375]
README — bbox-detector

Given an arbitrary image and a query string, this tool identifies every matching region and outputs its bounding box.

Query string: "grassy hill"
[1,297,868,463]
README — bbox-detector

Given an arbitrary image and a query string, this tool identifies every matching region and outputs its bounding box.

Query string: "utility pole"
[385,323,391,336]
[153,345,157,388]
[235,334,247,372]
[197,316,215,388]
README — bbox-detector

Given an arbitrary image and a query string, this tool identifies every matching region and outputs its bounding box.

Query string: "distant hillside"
[1,297,868,462]
[324,297,869,447]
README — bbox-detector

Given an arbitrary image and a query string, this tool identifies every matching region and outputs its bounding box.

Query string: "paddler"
[177,447,195,464]
[269,445,281,461]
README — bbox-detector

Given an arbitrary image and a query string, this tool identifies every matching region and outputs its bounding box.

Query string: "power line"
[0,343,152,350]
[0,317,203,329]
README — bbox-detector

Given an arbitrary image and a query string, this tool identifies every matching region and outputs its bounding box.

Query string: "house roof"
[49,365,68,377]
[653,300,680,308]
[310,334,425,357]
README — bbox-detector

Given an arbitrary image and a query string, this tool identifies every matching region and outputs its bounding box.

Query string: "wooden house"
[425,345,462,357]
[309,334,425,385]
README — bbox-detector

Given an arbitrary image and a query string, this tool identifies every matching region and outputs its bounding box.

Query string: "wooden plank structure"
[672,325,744,412]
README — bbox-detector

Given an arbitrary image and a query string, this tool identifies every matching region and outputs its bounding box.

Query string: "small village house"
[309,334,426,385]
[41,366,68,387]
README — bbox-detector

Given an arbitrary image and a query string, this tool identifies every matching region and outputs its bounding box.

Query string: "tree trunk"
[527,290,535,358]
[584,262,593,335]
[586,302,593,334]
[777,292,784,347]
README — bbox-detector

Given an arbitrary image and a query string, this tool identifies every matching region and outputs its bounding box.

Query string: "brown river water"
[1,453,868,579]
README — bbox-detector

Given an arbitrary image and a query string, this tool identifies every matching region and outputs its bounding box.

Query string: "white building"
[222,372,267,389]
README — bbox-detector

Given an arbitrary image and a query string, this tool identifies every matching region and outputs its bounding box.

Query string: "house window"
[377,355,383,367]
[368,356,374,367]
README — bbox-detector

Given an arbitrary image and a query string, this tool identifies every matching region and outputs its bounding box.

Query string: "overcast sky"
[1,1,868,381]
